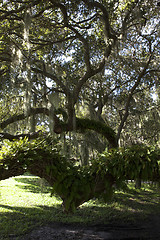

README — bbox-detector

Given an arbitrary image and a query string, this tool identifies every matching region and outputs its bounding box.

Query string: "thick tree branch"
[73,58,106,104]
[82,0,117,41]
[0,106,117,148]
[0,107,50,130]
[68,24,91,72]
[76,118,117,148]
[49,0,68,26]
[31,67,69,95]
[0,131,42,141]
[116,55,152,142]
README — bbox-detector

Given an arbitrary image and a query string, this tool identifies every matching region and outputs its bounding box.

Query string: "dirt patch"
[7,214,160,240]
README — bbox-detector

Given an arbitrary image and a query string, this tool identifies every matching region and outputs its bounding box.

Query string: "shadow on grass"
[112,185,160,214]
[1,175,160,239]
[14,175,52,194]
[13,175,160,222]
[0,201,160,239]
[0,203,63,239]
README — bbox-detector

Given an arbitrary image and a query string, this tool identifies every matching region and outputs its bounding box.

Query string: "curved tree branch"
[116,55,152,142]
[68,24,91,72]
[0,131,42,141]
[31,67,69,95]
[0,107,50,130]
[82,0,117,41]
[0,107,117,148]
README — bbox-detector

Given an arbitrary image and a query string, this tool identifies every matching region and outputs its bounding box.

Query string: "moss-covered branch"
[0,107,118,148]
[76,118,118,148]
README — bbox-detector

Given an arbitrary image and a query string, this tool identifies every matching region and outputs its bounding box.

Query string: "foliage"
[0,137,104,212]
[0,138,160,212]
[0,0,159,150]
[98,145,160,182]
[0,136,68,174]
[0,137,91,212]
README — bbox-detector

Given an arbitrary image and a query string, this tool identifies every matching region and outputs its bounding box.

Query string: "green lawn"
[0,173,160,239]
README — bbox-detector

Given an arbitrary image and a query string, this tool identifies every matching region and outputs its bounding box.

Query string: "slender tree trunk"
[135,178,141,189]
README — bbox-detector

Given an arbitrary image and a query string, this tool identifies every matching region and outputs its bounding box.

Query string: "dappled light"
[0,175,160,239]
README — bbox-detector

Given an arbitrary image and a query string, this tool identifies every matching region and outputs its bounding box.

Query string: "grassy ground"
[0,173,160,239]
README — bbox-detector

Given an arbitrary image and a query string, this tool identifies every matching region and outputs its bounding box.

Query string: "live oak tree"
[0,0,160,211]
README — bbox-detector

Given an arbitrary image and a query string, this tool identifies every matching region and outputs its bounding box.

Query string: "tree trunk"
[135,178,141,189]
[0,151,115,213]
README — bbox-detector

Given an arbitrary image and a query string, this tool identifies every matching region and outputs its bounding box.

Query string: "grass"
[0,174,160,240]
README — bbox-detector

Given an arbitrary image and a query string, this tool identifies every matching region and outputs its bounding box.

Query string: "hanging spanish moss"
[22,8,35,134]
[42,81,48,108]
[30,93,37,132]
[60,132,69,158]
[23,9,31,48]
[23,8,32,119]
[52,92,60,109]
[72,132,79,160]
[48,94,55,134]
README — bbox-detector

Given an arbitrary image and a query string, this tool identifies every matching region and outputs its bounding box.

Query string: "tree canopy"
[0,0,159,146]
[0,0,160,212]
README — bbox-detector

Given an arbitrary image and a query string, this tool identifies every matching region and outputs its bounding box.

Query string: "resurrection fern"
[98,145,160,182]
[0,137,115,212]
[0,138,160,212]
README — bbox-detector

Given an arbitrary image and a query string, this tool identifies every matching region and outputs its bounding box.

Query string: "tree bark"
[0,109,118,148]
[135,178,141,189]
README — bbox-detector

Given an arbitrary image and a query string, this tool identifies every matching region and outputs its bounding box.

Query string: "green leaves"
[99,144,160,182]
[1,137,160,213]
